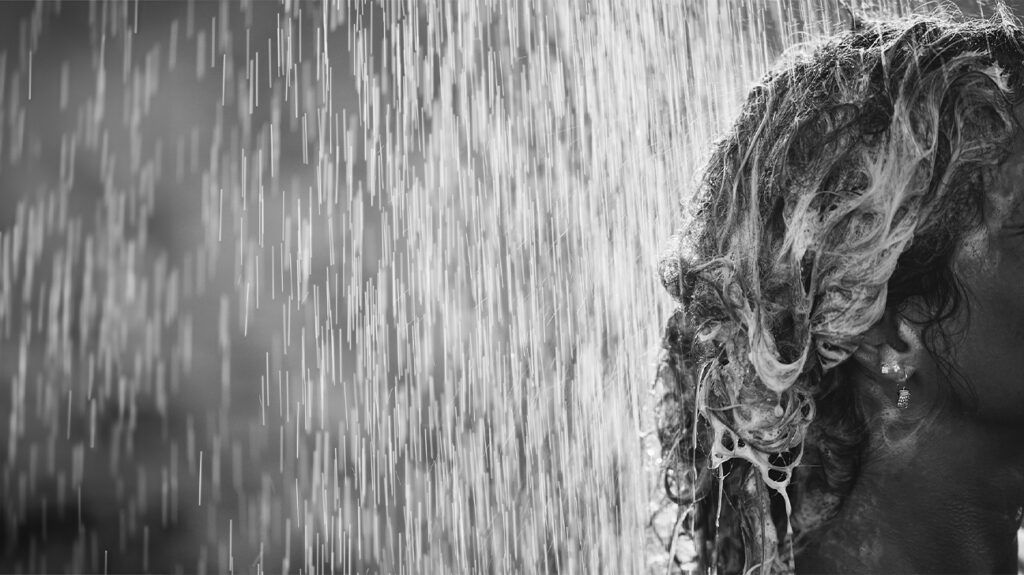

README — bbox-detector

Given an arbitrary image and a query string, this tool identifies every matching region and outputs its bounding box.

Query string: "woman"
[658,9,1024,574]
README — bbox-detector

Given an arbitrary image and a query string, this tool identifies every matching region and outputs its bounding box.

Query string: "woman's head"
[657,11,1024,573]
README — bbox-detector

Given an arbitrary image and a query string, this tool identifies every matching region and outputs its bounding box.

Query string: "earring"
[896,383,910,410]
[880,359,912,409]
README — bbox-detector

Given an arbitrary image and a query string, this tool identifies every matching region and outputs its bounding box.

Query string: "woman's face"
[947,123,1024,426]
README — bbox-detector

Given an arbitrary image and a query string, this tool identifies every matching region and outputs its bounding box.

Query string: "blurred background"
[0,0,1019,573]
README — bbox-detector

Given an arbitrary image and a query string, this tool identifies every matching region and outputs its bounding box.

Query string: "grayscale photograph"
[3,1,1024,574]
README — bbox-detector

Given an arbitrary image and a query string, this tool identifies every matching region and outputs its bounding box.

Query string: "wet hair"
[656,11,1024,574]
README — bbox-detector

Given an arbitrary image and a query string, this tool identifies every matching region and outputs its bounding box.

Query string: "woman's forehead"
[974,102,1024,229]
[988,128,1024,229]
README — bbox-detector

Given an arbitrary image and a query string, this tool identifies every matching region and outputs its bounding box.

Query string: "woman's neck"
[796,415,1024,573]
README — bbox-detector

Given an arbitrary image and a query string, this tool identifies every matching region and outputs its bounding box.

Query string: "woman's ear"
[851,310,924,382]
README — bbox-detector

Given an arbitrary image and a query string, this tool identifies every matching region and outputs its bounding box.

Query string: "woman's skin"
[796,118,1024,573]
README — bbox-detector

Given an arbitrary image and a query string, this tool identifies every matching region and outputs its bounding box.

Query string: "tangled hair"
[657,11,1024,574]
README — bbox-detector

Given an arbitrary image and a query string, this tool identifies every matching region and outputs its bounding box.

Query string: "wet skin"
[796,122,1024,573]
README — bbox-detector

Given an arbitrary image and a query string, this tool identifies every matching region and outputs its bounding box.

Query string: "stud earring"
[880,359,912,409]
